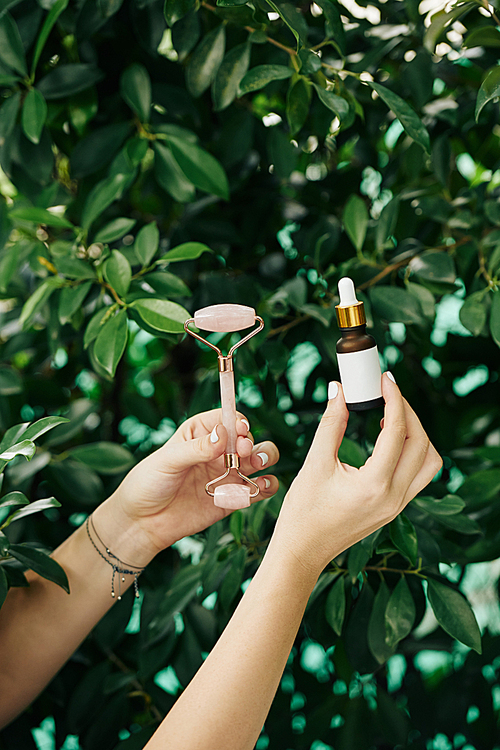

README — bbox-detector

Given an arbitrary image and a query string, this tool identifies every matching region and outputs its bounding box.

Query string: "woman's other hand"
[273,372,442,576]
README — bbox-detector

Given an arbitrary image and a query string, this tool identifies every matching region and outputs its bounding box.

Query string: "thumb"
[307,382,349,464]
[157,423,228,473]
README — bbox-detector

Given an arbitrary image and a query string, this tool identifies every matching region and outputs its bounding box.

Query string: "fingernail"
[263,478,271,489]
[241,418,250,431]
[386,371,396,383]
[328,381,339,400]
[210,426,219,443]
[257,452,269,467]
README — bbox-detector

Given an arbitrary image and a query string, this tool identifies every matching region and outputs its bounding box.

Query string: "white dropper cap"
[338,277,358,307]
[335,276,366,327]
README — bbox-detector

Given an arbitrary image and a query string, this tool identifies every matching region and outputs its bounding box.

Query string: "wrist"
[91,496,158,569]
[264,530,322,593]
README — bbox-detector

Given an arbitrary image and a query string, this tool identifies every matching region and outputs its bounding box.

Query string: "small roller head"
[213,484,251,510]
[194,304,256,333]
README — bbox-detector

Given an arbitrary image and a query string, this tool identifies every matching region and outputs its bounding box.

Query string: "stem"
[201,1,297,57]
[102,282,126,307]
[266,314,311,337]
[106,650,164,723]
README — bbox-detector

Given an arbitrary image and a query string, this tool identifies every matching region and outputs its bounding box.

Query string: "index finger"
[364,372,407,479]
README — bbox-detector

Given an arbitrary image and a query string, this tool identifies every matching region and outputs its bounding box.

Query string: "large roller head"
[214,483,252,510]
[194,304,256,333]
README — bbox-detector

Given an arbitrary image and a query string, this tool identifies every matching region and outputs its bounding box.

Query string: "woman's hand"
[93,410,280,565]
[272,373,442,577]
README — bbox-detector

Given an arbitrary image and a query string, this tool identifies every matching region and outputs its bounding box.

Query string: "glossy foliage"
[0,0,499,748]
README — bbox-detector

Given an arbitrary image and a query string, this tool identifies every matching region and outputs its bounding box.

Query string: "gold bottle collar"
[335,301,366,328]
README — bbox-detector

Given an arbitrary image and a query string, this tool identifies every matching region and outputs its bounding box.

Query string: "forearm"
[0,499,155,729]
[144,536,319,750]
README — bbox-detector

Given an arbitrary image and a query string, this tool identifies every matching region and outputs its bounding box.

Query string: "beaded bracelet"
[85,515,144,600]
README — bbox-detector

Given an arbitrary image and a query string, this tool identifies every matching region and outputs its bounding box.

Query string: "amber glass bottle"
[335,277,384,411]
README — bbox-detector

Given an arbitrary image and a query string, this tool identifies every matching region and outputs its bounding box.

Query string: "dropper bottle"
[335,277,384,411]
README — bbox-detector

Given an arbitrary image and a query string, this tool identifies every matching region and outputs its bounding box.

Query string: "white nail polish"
[241,418,250,431]
[257,452,269,467]
[263,478,271,489]
[328,381,339,400]
[210,426,219,443]
[386,371,396,383]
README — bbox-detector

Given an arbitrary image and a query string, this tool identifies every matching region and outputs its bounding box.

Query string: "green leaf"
[490,290,500,348]
[342,194,368,253]
[22,416,70,442]
[31,0,69,76]
[10,206,73,228]
[266,0,307,48]
[120,64,151,122]
[368,582,394,664]
[325,574,345,636]
[94,217,136,244]
[84,307,111,349]
[219,546,246,609]
[213,42,250,111]
[59,281,92,324]
[458,468,500,510]
[338,437,367,469]
[375,196,400,252]
[229,509,243,543]
[93,310,128,376]
[144,271,191,298]
[19,276,65,329]
[135,222,159,267]
[0,91,21,140]
[348,542,370,582]
[56,256,96,280]
[172,9,200,63]
[21,89,47,145]
[148,563,204,642]
[286,77,311,137]
[464,26,500,48]
[104,250,132,297]
[390,513,417,566]
[0,491,29,509]
[129,298,189,333]
[166,135,229,200]
[369,286,425,325]
[313,84,349,120]
[81,173,129,231]
[186,25,226,98]
[385,577,415,649]
[0,12,27,76]
[70,122,131,179]
[414,494,465,516]
[1,497,61,530]
[0,566,7,607]
[0,530,10,555]
[238,64,292,95]
[0,439,35,464]
[37,64,104,100]
[423,2,475,53]
[406,282,436,321]
[0,367,22,395]
[67,442,135,474]
[164,0,195,26]
[159,241,212,263]
[9,544,70,593]
[410,250,456,284]
[154,142,196,203]
[427,578,481,653]
[459,292,487,337]
[369,81,430,153]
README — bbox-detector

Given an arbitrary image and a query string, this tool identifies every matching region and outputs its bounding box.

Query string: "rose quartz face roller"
[184,304,264,510]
